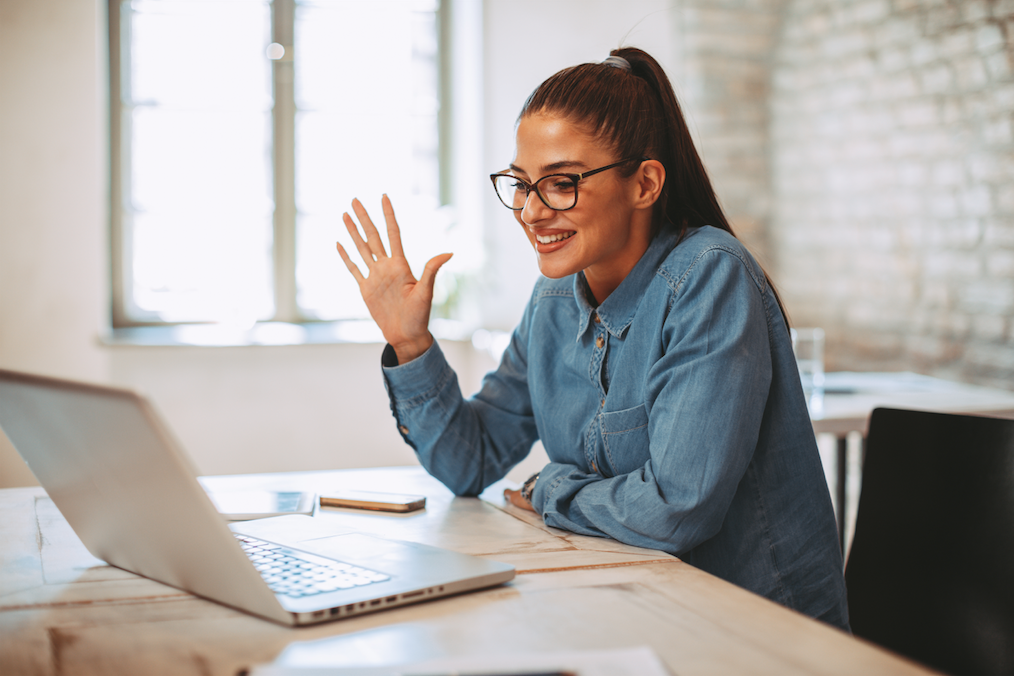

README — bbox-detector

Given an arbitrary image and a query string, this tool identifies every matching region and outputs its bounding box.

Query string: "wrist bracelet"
[520,471,540,504]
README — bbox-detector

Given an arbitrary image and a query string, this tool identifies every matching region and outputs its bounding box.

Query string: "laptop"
[0,368,515,626]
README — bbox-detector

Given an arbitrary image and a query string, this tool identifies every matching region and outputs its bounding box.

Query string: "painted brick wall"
[769,0,1014,387]
[679,0,789,266]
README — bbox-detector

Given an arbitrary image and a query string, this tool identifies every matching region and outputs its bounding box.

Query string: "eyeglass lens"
[493,174,578,211]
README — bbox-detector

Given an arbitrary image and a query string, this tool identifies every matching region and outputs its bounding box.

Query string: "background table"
[809,372,1014,552]
[1,467,937,675]
[812,371,1014,436]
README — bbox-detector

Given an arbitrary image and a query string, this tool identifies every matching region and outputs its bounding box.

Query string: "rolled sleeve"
[381,315,540,496]
[381,340,453,444]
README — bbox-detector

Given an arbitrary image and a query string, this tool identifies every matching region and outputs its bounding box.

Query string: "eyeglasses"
[489,157,649,212]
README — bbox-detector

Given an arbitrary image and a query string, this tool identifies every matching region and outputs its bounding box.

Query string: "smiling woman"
[336,47,851,632]
[500,117,661,302]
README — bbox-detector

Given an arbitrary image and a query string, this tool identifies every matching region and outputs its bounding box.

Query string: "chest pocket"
[599,404,650,476]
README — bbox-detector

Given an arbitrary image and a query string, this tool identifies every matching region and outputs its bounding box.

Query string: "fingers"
[342,211,376,266]
[335,241,366,285]
[350,198,389,260]
[382,194,405,259]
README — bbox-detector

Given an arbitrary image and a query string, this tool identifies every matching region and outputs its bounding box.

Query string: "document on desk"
[248,645,671,676]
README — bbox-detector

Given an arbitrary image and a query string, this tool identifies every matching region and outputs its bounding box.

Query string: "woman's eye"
[549,179,577,193]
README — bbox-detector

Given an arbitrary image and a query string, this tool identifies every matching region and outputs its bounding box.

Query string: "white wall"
[0,0,679,488]
[106,341,493,476]
[0,0,109,486]
[479,0,681,329]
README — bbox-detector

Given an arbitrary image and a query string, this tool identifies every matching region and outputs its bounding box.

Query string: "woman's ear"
[633,160,665,210]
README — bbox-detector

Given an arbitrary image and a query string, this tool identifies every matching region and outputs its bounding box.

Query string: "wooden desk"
[0,467,935,675]
[809,372,1014,550]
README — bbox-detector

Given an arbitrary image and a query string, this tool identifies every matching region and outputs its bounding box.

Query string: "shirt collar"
[572,228,680,342]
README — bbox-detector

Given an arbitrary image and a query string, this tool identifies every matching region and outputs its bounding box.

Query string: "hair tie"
[601,55,631,71]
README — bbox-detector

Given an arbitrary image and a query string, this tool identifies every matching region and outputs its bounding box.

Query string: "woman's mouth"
[535,231,575,244]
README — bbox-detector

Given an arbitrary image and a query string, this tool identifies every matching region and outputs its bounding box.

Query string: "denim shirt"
[382,226,850,631]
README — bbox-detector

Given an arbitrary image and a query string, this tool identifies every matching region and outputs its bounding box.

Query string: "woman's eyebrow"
[543,160,588,173]
[509,160,588,175]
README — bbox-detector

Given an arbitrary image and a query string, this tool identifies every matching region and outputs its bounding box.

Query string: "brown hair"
[519,46,788,322]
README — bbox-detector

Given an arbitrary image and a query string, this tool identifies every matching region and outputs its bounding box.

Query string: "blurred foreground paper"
[248,645,671,676]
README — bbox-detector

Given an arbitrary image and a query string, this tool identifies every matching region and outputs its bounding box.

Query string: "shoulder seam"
[658,243,767,291]
[656,244,773,321]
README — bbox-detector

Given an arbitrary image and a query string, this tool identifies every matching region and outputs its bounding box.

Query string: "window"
[110,0,453,329]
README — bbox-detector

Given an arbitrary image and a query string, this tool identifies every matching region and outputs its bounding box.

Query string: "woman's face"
[509,113,654,303]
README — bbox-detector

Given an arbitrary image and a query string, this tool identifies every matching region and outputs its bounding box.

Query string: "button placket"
[595,324,610,395]
[584,317,608,475]
[591,321,610,475]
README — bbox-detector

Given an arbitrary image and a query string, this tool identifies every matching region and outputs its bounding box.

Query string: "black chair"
[845,407,1014,675]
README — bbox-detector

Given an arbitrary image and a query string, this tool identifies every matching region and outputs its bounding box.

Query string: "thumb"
[418,252,453,292]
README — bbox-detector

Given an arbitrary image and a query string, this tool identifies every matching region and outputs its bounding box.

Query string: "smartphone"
[207,490,317,521]
[319,489,426,513]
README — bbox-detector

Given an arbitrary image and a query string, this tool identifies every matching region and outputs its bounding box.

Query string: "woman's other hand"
[503,488,536,512]
[336,194,452,364]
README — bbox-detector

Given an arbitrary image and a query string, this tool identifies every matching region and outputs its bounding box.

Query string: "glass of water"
[791,327,825,416]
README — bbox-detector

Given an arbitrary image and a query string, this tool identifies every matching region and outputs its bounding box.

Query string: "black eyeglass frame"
[489,156,651,212]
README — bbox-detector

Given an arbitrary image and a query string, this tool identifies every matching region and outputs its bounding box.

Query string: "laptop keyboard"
[235,534,391,598]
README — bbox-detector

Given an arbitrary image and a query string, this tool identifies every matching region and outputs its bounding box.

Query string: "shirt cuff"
[528,462,560,516]
[381,339,448,401]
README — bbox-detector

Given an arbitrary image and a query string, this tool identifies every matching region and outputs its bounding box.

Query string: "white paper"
[248,645,672,676]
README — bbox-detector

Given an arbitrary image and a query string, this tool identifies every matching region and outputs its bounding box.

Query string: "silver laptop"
[0,368,515,626]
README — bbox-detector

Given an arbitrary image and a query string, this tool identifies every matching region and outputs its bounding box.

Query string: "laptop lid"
[0,369,514,625]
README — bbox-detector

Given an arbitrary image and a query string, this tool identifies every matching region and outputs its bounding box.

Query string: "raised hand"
[336,195,453,364]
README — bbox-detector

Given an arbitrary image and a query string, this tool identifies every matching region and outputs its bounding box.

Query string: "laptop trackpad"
[299,532,424,566]
[232,514,408,557]
[232,515,464,572]
[231,513,355,542]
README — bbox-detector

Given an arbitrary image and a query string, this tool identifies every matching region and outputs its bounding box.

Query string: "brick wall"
[766,0,1014,387]
[678,0,789,265]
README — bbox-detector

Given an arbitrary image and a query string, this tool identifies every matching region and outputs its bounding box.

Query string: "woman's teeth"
[535,231,575,244]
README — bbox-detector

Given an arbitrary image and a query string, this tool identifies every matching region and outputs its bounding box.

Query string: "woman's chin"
[535,257,581,279]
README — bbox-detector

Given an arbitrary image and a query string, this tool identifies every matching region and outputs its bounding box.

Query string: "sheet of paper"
[248,645,671,676]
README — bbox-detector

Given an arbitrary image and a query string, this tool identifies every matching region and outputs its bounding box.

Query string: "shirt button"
[593,313,601,323]
[600,399,605,407]
[591,460,598,473]
[398,425,409,435]
[595,335,605,348]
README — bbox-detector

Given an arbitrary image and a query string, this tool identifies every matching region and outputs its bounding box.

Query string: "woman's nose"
[520,189,552,225]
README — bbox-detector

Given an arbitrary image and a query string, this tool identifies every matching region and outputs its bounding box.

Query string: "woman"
[336,48,850,631]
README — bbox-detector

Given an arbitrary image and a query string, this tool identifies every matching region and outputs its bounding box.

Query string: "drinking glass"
[791,327,825,416]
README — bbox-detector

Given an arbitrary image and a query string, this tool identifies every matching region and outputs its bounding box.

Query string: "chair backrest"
[845,407,1014,675]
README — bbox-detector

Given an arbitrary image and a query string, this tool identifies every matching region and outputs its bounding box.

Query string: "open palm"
[336,195,452,364]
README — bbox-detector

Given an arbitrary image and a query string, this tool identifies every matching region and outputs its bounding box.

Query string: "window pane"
[294,0,442,320]
[126,0,274,324]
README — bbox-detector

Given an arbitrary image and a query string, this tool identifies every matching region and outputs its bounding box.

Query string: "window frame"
[108,0,451,329]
